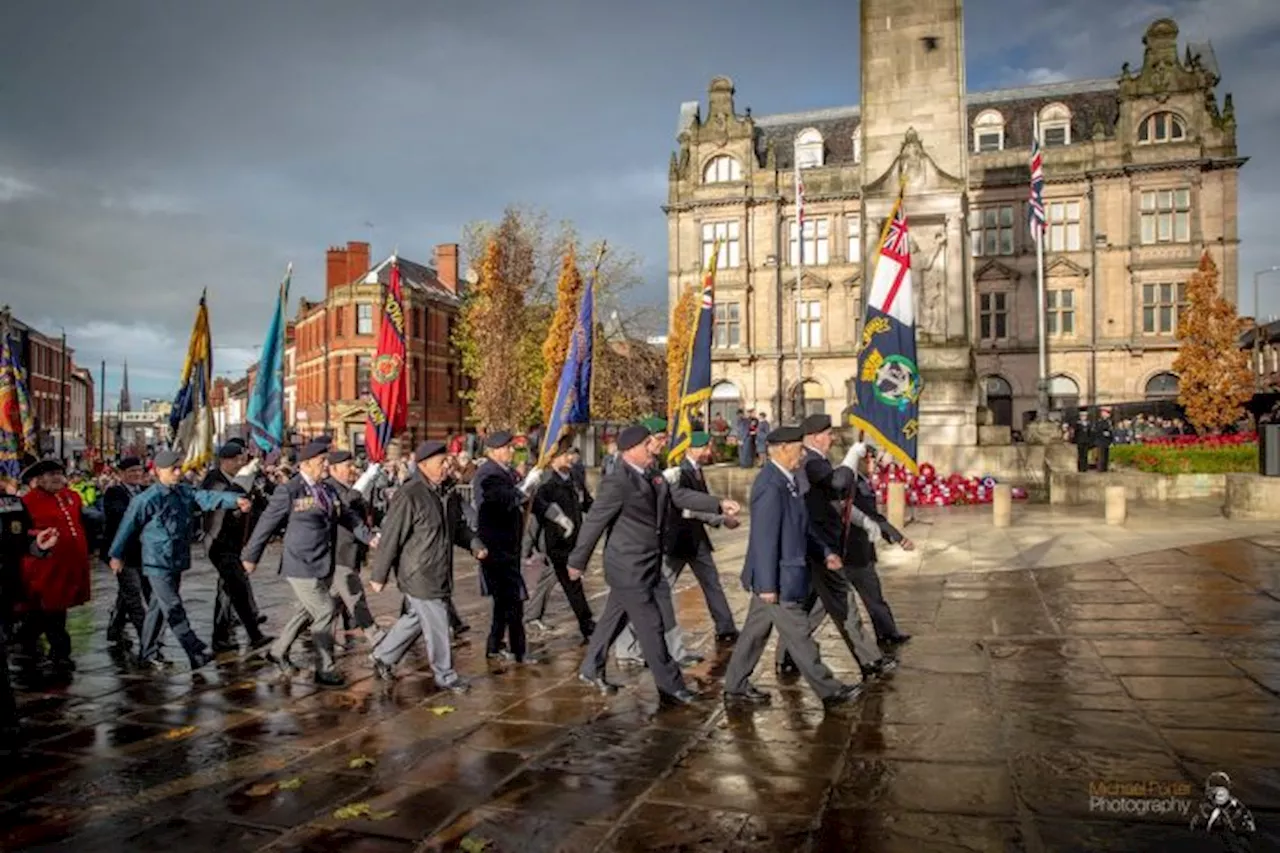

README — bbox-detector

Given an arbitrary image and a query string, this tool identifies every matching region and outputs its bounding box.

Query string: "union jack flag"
[1029,124,1046,242]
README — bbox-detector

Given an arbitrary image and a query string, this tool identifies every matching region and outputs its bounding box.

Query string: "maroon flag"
[365,259,407,461]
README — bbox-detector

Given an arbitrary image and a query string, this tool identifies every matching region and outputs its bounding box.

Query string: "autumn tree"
[539,244,585,422]
[1172,251,1254,433]
[665,284,697,420]
[593,321,667,423]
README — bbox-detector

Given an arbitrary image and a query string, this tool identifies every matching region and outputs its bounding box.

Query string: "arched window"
[1038,102,1072,147]
[973,109,1005,153]
[1137,111,1187,144]
[708,380,741,425]
[1144,371,1179,399]
[795,128,824,169]
[703,155,742,184]
[792,380,825,417]
[1047,374,1079,410]
[983,375,1013,427]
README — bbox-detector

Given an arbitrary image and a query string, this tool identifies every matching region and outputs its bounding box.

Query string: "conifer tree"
[1172,251,1254,433]
[540,244,584,423]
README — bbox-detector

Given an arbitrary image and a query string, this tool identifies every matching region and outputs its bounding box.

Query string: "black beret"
[153,449,183,468]
[315,435,333,446]
[218,443,246,459]
[297,440,328,462]
[800,413,832,435]
[766,425,804,445]
[415,440,447,461]
[327,449,353,464]
[21,458,64,482]
[485,431,513,449]
[550,435,574,458]
[117,456,143,471]
[616,425,650,452]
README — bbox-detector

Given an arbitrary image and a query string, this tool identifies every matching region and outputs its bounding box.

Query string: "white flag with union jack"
[866,194,914,328]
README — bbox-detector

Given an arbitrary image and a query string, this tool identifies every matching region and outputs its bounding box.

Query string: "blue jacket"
[108,483,241,576]
[740,461,831,603]
[241,473,374,580]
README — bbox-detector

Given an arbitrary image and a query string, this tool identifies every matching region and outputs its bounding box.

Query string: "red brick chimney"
[434,243,459,293]
[326,245,347,291]
[346,241,371,284]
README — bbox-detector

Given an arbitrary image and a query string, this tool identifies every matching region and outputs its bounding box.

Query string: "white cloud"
[0,172,39,202]
[100,190,192,215]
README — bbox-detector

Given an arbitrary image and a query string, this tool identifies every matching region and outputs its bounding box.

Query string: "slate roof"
[357,255,460,305]
[742,78,1122,169]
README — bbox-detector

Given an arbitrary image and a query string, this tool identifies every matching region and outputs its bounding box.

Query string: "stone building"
[665,18,1242,430]
[291,240,465,452]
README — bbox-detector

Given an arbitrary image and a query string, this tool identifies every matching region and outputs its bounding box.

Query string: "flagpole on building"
[1033,116,1049,420]
[794,160,805,419]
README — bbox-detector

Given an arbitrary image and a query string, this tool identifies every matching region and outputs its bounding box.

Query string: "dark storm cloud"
[1,0,1277,401]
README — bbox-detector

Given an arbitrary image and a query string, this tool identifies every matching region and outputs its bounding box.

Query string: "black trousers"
[211,551,263,646]
[1095,444,1111,472]
[483,561,527,659]
[1076,443,1090,472]
[846,563,899,642]
[107,563,151,642]
[667,543,736,635]
[545,552,594,634]
[0,622,16,729]
[581,583,685,696]
[18,610,71,663]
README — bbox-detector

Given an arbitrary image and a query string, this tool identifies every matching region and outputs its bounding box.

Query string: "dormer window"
[795,128,824,169]
[702,155,742,184]
[972,109,1005,152]
[1138,111,1187,144]
[1038,103,1072,147]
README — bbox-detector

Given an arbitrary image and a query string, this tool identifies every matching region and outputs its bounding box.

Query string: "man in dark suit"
[722,425,859,706]
[201,442,271,653]
[843,442,912,646]
[570,423,737,705]
[325,449,382,646]
[777,414,893,678]
[525,438,595,642]
[101,457,150,647]
[1073,412,1092,473]
[242,439,374,687]
[1094,407,1114,472]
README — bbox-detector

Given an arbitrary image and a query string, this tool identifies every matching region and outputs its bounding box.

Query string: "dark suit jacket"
[471,459,524,566]
[568,461,720,590]
[842,473,904,569]
[531,471,590,558]
[241,474,372,580]
[100,483,142,566]
[199,468,249,559]
[665,459,716,560]
[741,462,829,603]
[800,446,857,554]
[325,476,371,570]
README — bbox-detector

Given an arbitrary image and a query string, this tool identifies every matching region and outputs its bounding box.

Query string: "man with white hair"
[843,441,912,646]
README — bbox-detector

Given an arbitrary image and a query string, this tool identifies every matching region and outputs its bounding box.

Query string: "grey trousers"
[725,595,844,700]
[667,543,736,635]
[372,595,460,687]
[331,564,376,632]
[614,562,686,663]
[776,560,881,669]
[847,562,899,641]
[272,575,338,674]
[582,584,686,696]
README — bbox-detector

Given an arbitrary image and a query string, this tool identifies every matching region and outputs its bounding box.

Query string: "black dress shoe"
[453,623,471,636]
[256,615,269,626]
[248,634,274,651]
[442,679,471,694]
[578,673,619,695]
[776,658,800,677]
[486,650,516,662]
[190,650,216,671]
[822,684,863,707]
[211,640,239,654]
[716,631,740,645]
[724,685,772,705]
[314,670,346,688]
[265,651,298,676]
[658,689,700,707]
[883,633,912,645]
[860,658,897,679]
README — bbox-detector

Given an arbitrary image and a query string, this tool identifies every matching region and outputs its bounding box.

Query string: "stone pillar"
[887,482,906,530]
[992,483,1012,527]
[1105,485,1126,525]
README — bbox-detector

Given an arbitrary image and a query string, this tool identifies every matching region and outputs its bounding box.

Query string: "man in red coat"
[18,459,91,674]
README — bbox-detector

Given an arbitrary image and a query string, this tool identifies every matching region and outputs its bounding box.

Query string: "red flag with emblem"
[365,258,407,462]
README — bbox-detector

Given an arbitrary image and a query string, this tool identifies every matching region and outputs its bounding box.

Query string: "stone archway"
[983,374,1014,427]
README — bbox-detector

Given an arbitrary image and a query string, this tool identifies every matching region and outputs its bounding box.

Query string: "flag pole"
[794,160,804,419]
[1034,116,1049,420]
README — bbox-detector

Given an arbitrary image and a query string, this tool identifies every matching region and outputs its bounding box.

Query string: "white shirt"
[771,459,796,490]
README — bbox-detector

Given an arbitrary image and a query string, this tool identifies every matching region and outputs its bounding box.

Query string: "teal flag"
[247,265,291,453]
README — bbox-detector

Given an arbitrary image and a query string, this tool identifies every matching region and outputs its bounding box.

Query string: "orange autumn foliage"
[1172,252,1254,433]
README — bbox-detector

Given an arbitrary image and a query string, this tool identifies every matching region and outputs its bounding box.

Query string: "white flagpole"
[794,160,804,419]
[1034,116,1049,419]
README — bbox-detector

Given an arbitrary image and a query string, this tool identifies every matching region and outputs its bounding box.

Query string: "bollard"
[992,483,1012,527]
[1105,484,1126,526]
[887,482,906,530]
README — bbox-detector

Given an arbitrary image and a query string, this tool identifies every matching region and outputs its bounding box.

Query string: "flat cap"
[800,413,832,435]
[485,431,513,449]
[640,417,668,434]
[117,456,143,471]
[765,425,804,445]
[153,449,183,468]
[690,431,710,448]
[616,425,650,452]
[218,442,246,459]
[327,449,353,465]
[21,458,64,482]
[415,440,447,461]
[297,440,328,462]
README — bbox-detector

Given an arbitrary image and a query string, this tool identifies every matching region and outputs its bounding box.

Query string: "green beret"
[640,417,668,433]
[690,432,710,448]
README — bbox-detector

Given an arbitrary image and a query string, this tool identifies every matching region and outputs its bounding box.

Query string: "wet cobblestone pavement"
[4,518,1280,851]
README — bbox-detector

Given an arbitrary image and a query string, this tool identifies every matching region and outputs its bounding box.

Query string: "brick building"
[291,240,465,452]
[4,315,94,459]
[665,17,1242,429]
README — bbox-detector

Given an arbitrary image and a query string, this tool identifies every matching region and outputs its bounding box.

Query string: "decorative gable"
[975,259,1021,283]
[785,270,834,292]
[1046,256,1089,278]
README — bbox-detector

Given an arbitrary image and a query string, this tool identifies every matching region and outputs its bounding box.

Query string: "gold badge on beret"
[10,521,23,534]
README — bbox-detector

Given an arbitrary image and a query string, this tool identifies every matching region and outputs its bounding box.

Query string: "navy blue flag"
[849,190,922,471]
[668,239,721,464]
[537,253,598,467]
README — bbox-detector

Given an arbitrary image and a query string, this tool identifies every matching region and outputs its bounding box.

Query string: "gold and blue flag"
[0,315,38,476]
[169,292,215,472]
[246,264,291,453]
[668,240,720,465]
[537,253,599,467]
[849,189,921,471]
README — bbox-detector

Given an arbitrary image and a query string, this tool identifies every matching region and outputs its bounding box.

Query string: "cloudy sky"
[2,0,1277,403]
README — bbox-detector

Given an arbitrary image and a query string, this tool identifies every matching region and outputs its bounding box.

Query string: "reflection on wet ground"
[4,528,1280,851]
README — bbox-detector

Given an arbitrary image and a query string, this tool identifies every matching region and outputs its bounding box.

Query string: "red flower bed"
[1139,433,1256,448]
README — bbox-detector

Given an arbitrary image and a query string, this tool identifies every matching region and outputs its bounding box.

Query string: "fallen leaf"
[165,726,198,740]
[245,782,278,797]
[348,755,376,769]
[277,777,304,791]
[429,705,456,716]
[460,836,492,852]
[333,802,372,820]
[368,809,397,821]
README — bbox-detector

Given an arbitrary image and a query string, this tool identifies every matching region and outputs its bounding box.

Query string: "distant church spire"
[119,360,131,412]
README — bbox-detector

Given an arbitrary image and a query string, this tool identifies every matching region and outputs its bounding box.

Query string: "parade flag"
[364,257,407,462]
[246,264,291,453]
[1029,120,1047,242]
[537,246,604,468]
[0,315,38,477]
[169,291,215,472]
[667,239,721,465]
[849,187,921,472]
